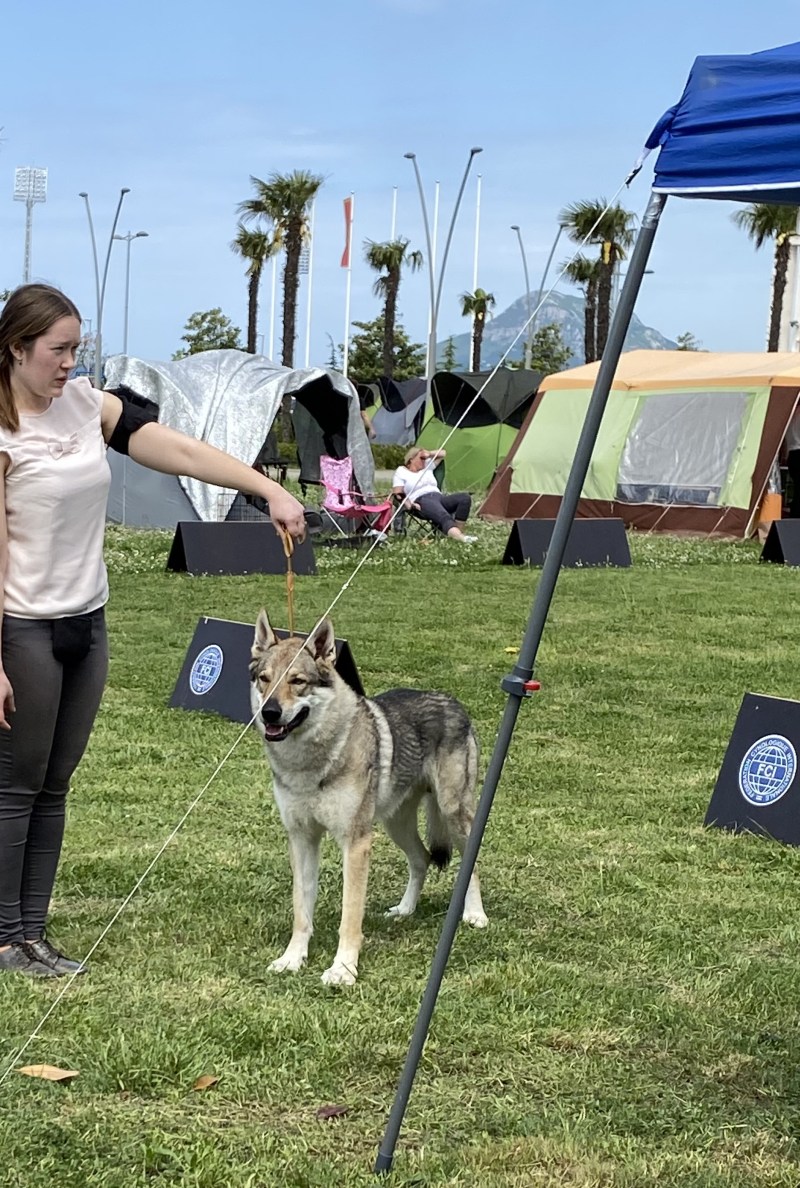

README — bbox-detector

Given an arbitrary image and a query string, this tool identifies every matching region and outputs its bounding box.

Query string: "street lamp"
[510,225,532,369]
[14,167,47,283]
[404,147,483,379]
[78,187,130,385]
[112,230,149,354]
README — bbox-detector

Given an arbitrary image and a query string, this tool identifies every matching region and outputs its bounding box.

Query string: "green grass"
[3,524,800,1186]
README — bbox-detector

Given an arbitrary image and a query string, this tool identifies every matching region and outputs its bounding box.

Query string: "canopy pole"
[374,189,668,1179]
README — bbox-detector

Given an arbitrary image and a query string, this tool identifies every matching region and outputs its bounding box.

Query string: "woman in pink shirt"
[0,283,306,978]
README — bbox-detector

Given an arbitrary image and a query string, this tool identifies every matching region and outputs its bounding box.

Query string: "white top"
[392,463,441,500]
[786,406,800,453]
[0,378,111,618]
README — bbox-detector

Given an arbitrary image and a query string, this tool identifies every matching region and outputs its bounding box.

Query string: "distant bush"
[372,444,405,470]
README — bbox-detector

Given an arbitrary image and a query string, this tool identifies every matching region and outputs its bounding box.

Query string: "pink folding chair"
[319,455,393,538]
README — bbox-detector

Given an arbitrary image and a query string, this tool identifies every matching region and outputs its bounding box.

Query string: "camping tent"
[357,378,427,446]
[103,350,373,527]
[415,369,541,493]
[479,350,800,538]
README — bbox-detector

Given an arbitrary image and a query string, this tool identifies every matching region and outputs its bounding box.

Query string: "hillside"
[437,289,676,369]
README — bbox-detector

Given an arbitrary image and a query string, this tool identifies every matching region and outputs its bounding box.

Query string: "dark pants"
[789,450,800,518]
[0,611,108,945]
[414,492,472,535]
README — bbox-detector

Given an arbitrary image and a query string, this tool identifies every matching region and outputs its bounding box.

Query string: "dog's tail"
[424,796,452,870]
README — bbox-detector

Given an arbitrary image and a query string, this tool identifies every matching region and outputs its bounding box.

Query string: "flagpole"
[472,173,482,291]
[304,199,316,367]
[268,252,278,360]
[426,181,440,365]
[390,186,398,240]
[342,192,355,377]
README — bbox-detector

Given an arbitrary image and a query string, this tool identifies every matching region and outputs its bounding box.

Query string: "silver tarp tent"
[103,349,374,526]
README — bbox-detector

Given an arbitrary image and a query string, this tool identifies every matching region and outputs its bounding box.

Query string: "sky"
[4,0,800,368]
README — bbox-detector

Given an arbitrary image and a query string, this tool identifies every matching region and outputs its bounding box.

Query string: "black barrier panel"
[760,520,800,567]
[166,521,317,576]
[502,518,631,568]
[705,692,800,846]
[170,617,364,725]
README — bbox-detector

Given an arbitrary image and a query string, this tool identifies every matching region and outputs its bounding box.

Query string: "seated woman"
[391,447,476,542]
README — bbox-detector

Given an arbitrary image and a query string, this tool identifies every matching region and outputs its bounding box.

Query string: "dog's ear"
[305,617,336,667]
[252,609,276,657]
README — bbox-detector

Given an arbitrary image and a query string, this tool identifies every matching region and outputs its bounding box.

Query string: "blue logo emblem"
[189,644,223,695]
[739,734,797,806]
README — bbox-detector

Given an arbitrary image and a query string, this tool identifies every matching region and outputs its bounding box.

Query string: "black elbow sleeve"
[107,385,160,455]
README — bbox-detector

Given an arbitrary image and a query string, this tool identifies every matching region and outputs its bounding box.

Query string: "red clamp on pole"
[523,679,541,692]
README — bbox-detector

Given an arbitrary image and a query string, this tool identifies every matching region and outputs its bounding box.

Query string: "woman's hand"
[0,671,15,731]
[265,487,307,539]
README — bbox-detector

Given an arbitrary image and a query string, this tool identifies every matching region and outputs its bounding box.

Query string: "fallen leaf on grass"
[18,1064,78,1083]
[504,646,519,654]
[192,1074,220,1092]
[315,1104,349,1121]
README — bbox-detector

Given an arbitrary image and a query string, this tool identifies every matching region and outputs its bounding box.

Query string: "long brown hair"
[0,284,81,432]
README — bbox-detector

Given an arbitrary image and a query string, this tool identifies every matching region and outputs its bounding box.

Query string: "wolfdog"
[250,610,488,985]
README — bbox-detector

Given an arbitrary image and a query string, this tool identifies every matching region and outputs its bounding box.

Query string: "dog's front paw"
[462,909,488,928]
[321,961,358,986]
[268,951,306,974]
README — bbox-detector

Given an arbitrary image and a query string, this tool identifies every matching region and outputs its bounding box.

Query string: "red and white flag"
[340,195,353,268]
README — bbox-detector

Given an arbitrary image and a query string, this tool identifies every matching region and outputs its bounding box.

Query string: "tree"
[560,199,636,359]
[231,223,276,353]
[343,317,425,384]
[676,331,703,351]
[562,255,601,363]
[238,170,324,368]
[364,238,423,378]
[460,287,496,371]
[526,322,572,375]
[438,336,458,371]
[173,308,242,359]
[325,333,341,370]
[731,203,797,351]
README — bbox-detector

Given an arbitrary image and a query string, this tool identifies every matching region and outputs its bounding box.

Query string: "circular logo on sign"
[739,734,797,806]
[189,644,223,695]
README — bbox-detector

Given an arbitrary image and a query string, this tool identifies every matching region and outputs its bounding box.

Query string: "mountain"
[437,289,677,370]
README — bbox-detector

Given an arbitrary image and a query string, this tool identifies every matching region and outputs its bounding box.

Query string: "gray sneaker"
[0,942,62,978]
[460,534,478,543]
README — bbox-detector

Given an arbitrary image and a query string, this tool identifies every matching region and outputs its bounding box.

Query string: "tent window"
[616,390,749,506]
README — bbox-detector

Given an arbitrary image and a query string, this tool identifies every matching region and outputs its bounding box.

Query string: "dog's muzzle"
[260,700,309,742]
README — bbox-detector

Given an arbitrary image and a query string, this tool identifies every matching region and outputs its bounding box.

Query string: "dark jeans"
[789,450,800,518]
[414,492,472,535]
[0,611,108,945]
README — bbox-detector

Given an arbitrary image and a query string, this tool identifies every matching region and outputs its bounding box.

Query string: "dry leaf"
[192,1074,220,1092]
[503,646,519,654]
[18,1064,79,1083]
[316,1103,349,1121]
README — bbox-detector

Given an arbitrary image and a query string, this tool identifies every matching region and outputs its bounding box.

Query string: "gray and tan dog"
[250,610,488,985]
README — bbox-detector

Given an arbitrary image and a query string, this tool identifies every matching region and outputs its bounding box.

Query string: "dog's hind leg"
[383,801,430,919]
[270,827,322,974]
[322,832,372,986]
[434,748,488,929]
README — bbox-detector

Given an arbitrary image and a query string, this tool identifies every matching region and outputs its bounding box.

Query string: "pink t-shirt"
[0,378,111,618]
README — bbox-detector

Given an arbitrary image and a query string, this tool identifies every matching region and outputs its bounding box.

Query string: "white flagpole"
[304,200,316,367]
[268,252,278,360]
[390,186,398,239]
[472,173,482,292]
[343,193,355,377]
[427,181,440,352]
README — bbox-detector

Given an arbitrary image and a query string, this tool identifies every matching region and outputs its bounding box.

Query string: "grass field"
[3,523,800,1186]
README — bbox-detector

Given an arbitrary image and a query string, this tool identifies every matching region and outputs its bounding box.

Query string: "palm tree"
[230,223,275,354]
[460,288,496,371]
[560,199,636,358]
[238,170,324,368]
[562,255,601,364]
[364,238,423,378]
[732,204,798,350]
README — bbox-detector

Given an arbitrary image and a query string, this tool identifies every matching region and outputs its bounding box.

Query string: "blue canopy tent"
[375,42,800,1175]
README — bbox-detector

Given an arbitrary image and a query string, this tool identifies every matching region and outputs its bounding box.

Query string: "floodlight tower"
[14,167,47,283]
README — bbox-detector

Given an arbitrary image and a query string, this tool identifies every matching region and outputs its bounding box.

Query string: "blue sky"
[4,1,799,366]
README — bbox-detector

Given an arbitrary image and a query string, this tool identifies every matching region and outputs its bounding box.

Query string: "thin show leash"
[0,180,635,1086]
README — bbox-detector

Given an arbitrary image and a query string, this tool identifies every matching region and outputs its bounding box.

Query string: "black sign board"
[760,520,800,567]
[705,692,800,845]
[166,521,317,576]
[170,616,363,725]
[502,518,631,568]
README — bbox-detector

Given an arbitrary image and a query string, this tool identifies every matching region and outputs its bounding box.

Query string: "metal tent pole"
[374,189,667,1178]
